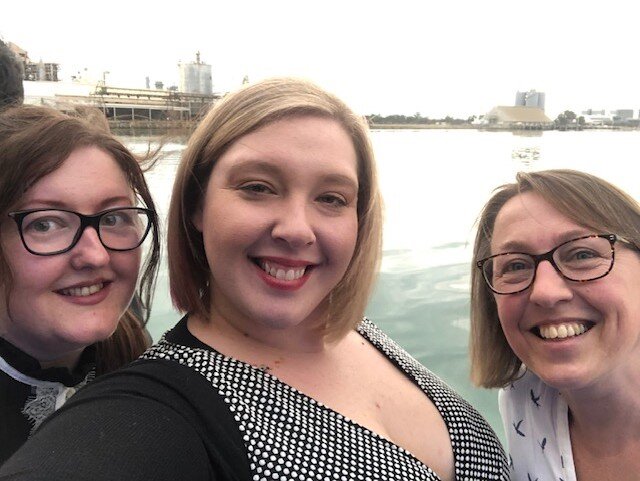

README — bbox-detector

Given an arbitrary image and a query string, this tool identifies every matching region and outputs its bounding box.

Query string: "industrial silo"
[179,52,212,94]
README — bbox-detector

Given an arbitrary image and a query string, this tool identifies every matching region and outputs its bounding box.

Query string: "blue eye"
[317,194,347,207]
[574,250,597,260]
[504,261,528,272]
[24,217,68,234]
[240,183,274,195]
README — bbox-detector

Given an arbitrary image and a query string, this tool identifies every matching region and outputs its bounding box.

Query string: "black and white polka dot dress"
[143,318,509,480]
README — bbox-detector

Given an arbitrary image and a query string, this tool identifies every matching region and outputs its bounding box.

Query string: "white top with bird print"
[499,369,576,481]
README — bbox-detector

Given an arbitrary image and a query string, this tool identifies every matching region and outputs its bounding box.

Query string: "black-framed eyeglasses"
[476,234,620,295]
[8,207,155,256]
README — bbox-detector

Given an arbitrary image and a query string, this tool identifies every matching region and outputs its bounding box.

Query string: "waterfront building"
[484,106,553,129]
[13,40,219,125]
[7,41,59,81]
[582,109,605,115]
[612,109,634,120]
[178,52,213,95]
[580,109,610,125]
[515,90,545,110]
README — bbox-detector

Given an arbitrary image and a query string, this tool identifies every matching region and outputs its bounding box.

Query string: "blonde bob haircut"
[168,77,383,339]
[470,169,640,388]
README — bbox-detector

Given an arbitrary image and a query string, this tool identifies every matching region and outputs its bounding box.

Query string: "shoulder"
[0,357,250,481]
[72,357,209,404]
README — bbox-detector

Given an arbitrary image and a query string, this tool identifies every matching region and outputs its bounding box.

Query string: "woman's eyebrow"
[494,229,594,252]
[225,159,282,178]
[320,173,359,192]
[225,159,358,190]
[17,195,134,211]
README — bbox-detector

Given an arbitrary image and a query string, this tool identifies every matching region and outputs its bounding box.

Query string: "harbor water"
[125,128,640,442]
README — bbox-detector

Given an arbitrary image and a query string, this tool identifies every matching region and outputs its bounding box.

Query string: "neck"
[565,381,640,451]
[38,350,83,371]
[190,305,332,356]
[2,332,83,372]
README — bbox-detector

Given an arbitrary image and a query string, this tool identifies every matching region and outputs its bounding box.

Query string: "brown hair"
[0,40,23,109]
[168,77,383,339]
[470,169,640,387]
[0,105,160,375]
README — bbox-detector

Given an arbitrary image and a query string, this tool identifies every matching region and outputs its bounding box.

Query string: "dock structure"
[51,85,220,125]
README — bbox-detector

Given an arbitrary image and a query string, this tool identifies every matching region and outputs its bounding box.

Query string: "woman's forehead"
[491,192,589,251]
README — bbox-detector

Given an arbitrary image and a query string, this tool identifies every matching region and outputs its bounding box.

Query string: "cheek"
[202,211,265,256]
[3,229,55,285]
[8,256,62,293]
[495,295,525,333]
[326,215,358,263]
[112,250,142,288]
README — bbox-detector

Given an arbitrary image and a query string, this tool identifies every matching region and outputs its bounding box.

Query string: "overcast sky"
[3,0,640,118]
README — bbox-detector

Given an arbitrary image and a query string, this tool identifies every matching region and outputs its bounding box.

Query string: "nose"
[69,227,110,269]
[270,199,316,248]
[528,260,573,307]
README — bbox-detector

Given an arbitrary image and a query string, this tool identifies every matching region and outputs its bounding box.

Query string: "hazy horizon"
[3,0,640,118]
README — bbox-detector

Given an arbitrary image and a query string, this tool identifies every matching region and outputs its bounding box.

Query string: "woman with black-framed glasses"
[0,105,159,463]
[470,169,640,481]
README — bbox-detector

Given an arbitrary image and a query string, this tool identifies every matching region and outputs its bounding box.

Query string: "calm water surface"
[125,128,640,441]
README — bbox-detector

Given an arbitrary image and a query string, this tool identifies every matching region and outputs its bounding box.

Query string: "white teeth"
[260,261,306,281]
[61,283,104,297]
[557,325,568,338]
[539,322,589,340]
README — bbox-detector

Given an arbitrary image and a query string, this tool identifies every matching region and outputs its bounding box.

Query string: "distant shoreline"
[107,119,640,134]
[369,123,476,130]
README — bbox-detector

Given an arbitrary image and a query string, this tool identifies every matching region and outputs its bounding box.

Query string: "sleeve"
[0,361,220,481]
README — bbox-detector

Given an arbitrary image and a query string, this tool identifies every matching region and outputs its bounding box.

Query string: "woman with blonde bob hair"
[1,79,507,480]
[471,169,640,480]
[168,77,382,340]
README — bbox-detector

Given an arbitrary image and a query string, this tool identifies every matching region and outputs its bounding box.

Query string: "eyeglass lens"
[20,209,150,254]
[483,236,614,294]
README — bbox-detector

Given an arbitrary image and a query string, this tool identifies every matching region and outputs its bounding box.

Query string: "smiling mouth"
[58,282,106,297]
[254,259,310,281]
[535,321,594,340]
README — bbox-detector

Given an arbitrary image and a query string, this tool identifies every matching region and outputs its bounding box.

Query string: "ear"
[192,205,203,232]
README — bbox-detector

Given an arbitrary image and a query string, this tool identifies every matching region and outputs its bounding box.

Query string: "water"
[125,128,640,442]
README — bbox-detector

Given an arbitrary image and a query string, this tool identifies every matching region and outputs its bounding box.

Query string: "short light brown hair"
[470,169,640,388]
[168,77,383,338]
[0,105,160,374]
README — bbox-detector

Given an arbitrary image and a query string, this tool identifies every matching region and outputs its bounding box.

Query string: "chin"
[253,307,323,332]
[69,323,120,346]
[533,366,593,392]
[255,315,307,331]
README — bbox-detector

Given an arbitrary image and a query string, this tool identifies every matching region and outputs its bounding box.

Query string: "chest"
[275,341,455,480]
[144,322,509,481]
[573,437,640,481]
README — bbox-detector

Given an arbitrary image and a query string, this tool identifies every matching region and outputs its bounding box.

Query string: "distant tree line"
[366,113,474,125]
[555,110,585,127]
